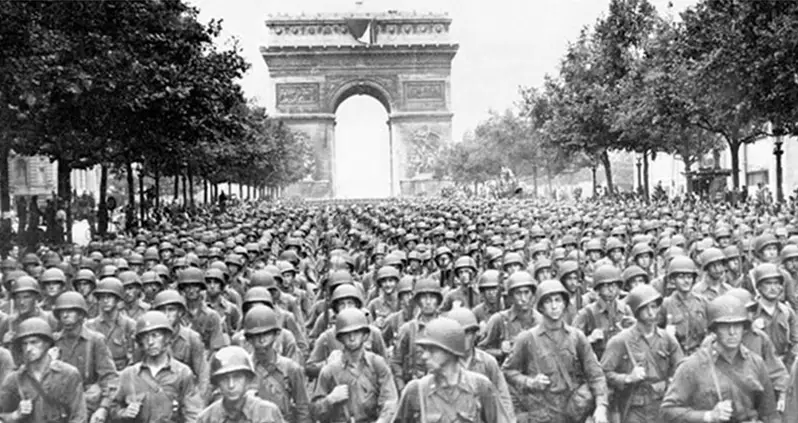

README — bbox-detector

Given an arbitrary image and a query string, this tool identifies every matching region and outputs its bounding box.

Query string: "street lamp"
[774,136,784,202]
[636,156,642,195]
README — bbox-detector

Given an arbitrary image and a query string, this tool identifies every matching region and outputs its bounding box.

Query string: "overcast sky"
[188,0,698,197]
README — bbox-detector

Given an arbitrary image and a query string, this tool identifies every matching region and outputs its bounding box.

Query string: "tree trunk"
[138,169,145,226]
[154,167,160,209]
[600,150,614,196]
[187,168,194,207]
[532,167,539,198]
[238,183,243,199]
[0,144,11,257]
[684,158,693,193]
[546,167,553,198]
[643,152,650,202]
[182,173,188,206]
[203,179,208,204]
[591,165,598,197]
[57,159,72,244]
[173,175,179,201]
[98,164,108,236]
[228,182,232,199]
[728,139,741,189]
[125,160,136,229]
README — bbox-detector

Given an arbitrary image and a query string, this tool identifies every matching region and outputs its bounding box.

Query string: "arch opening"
[334,94,391,199]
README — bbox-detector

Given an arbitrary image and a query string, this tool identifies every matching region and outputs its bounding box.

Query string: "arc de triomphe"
[261,11,458,198]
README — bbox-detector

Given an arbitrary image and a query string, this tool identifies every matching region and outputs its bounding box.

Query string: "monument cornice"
[261,44,459,55]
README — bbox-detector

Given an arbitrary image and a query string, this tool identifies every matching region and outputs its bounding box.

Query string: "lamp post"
[636,156,642,196]
[774,136,784,203]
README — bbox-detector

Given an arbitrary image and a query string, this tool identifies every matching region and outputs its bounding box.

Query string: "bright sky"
[189,0,698,197]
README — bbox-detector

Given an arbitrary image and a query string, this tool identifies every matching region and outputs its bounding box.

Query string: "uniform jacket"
[197,394,285,423]
[0,359,87,423]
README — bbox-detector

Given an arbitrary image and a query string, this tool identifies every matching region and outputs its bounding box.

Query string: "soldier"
[479,271,540,364]
[307,284,387,379]
[150,289,210,399]
[601,285,684,423]
[381,275,415,348]
[391,278,442,391]
[367,266,401,331]
[197,346,285,423]
[241,305,310,423]
[204,268,241,336]
[472,269,504,326]
[87,277,137,370]
[502,279,610,423]
[119,270,150,321]
[251,270,308,354]
[393,317,512,423]
[39,267,67,312]
[693,248,733,302]
[573,264,634,359]
[243,286,307,361]
[441,256,479,310]
[111,311,203,423]
[178,267,229,355]
[446,307,515,421]
[312,308,397,423]
[0,317,87,423]
[140,270,163,304]
[751,263,798,368]
[277,260,313,320]
[658,256,709,356]
[0,276,58,362]
[660,295,780,423]
[52,291,119,422]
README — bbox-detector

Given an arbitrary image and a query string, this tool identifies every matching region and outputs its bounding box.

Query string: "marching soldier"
[367,266,401,331]
[478,271,540,363]
[198,346,285,423]
[178,267,229,355]
[39,267,68,312]
[0,276,59,362]
[381,275,415,348]
[112,311,204,423]
[750,263,798,368]
[391,278,442,391]
[472,269,504,325]
[0,317,87,423]
[440,256,479,310]
[312,308,397,423]
[573,264,634,359]
[601,284,683,423]
[393,317,512,423]
[502,279,610,423]
[52,291,119,422]
[204,267,241,336]
[658,256,709,356]
[87,277,137,370]
[661,295,780,423]
[693,248,733,302]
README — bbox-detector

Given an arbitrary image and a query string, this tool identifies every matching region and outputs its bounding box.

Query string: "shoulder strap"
[84,335,93,382]
[23,371,67,413]
[417,378,426,423]
[532,329,575,390]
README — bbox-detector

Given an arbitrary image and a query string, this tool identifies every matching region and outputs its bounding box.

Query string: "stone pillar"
[389,111,452,196]
[279,113,336,198]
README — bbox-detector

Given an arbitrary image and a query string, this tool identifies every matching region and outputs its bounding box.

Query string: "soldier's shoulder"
[364,349,390,369]
[244,394,283,419]
[464,368,494,391]
[50,359,82,378]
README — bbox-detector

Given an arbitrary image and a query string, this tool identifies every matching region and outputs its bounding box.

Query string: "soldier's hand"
[525,373,550,391]
[501,340,513,354]
[707,400,732,422]
[593,405,609,423]
[665,324,677,338]
[18,399,33,415]
[121,402,141,419]
[90,407,108,423]
[777,394,786,413]
[587,329,604,343]
[628,366,647,383]
[2,330,15,344]
[328,384,349,404]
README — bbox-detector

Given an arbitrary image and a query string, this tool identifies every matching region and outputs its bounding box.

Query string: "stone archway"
[261,11,458,198]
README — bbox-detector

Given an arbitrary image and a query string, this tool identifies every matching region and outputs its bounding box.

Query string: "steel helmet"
[397,276,415,294]
[413,278,443,302]
[21,253,41,267]
[384,253,404,268]
[753,263,784,286]
[485,247,503,264]
[667,256,698,276]
[753,234,780,253]
[622,265,648,285]
[276,260,296,275]
[210,346,255,384]
[330,284,364,308]
[707,295,749,328]
[143,247,160,261]
[335,308,370,340]
[53,291,88,315]
[14,317,54,345]
[376,266,401,283]
[224,253,245,268]
[39,268,67,285]
[714,225,732,240]
[94,277,125,299]
[415,317,466,357]
[723,245,742,260]
[558,261,581,280]
[604,237,625,253]
[726,288,757,309]
[249,269,277,289]
[11,276,40,296]
[584,239,603,253]
[592,265,623,288]
[140,271,162,286]
[128,253,144,266]
[99,265,119,279]
[177,267,205,287]
[453,256,477,273]
[478,270,502,290]
[502,252,525,269]
[535,279,570,312]
[506,271,537,293]
[118,270,142,288]
[152,289,187,311]
[630,243,654,259]
[243,304,281,336]
[780,245,798,262]
[625,284,662,316]
[243,287,274,309]
[152,264,172,280]
[699,248,726,269]
[73,268,97,285]
[204,268,226,285]
[434,246,453,261]
[532,259,554,278]
[445,307,479,332]
[135,311,173,339]
[158,241,174,252]
[114,258,130,271]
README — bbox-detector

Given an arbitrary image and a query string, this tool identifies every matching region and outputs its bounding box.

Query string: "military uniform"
[307,324,386,378]
[87,311,137,370]
[658,290,709,355]
[122,299,151,321]
[478,307,541,363]
[754,297,798,368]
[250,349,311,423]
[184,303,229,354]
[691,277,733,302]
[0,359,87,423]
[572,297,633,359]
[197,394,285,423]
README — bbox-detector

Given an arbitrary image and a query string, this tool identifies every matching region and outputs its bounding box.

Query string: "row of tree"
[438,0,798,199]
[0,0,312,240]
